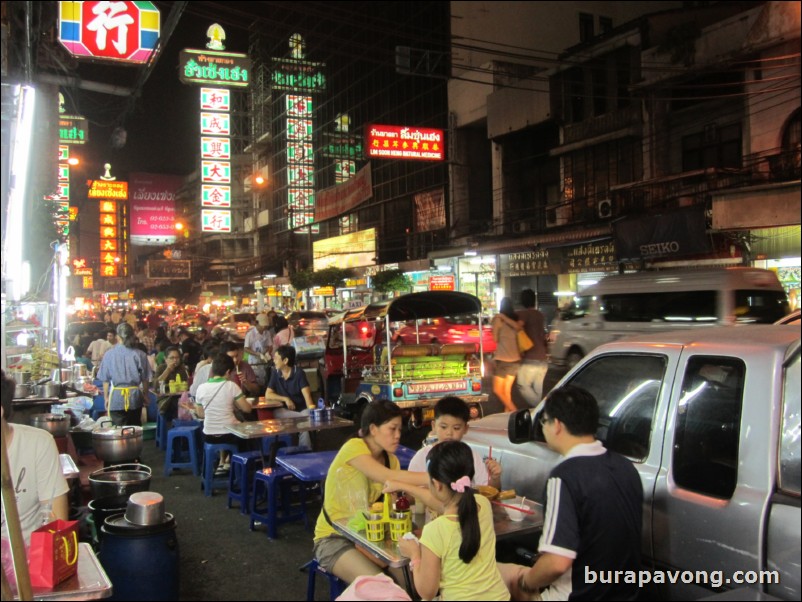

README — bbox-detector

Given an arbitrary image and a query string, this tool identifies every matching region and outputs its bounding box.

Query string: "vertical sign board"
[58,1,160,63]
[272,35,326,234]
[179,31,249,236]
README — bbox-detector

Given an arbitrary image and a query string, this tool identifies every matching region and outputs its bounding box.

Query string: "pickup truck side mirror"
[508,410,532,444]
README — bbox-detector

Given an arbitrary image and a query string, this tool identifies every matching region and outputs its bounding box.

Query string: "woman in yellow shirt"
[313,399,427,584]
[396,440,509,600]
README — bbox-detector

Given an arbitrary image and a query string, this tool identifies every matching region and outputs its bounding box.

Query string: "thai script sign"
[129,172,182,246]
[429,275,455,291]
[180,49,251,87]
[367,125,444,161]
[271,58,326,92]
[58,115,88,144]
[147,260,191,280]
[88,180,128,199]
[58,1,160,63]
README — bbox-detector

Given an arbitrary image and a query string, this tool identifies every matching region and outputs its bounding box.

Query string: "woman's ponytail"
[426,440,481,563]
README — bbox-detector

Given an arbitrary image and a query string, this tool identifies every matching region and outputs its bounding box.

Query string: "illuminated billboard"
[313,228,376,270]
[366,125,444,161]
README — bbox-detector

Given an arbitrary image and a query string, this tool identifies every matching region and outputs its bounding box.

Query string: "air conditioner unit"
[597,199,613,219]
[546,203,569,228]
[512,221,530,234]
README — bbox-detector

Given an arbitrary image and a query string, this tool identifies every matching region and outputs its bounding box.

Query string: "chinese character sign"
[58,1,160,63]
[367,124,444,161]
[201,209,231,232]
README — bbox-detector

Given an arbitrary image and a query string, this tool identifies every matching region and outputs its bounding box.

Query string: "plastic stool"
[156,413,168,449]
[227,451,262,514]
[395,444,416,469]
[249,467,307,539]
[202,442,240,497]
[302,559,346,601]
[164,426,201,476]
[261,435,311,458]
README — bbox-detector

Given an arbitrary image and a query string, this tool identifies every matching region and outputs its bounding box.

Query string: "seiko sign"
[639,241,680,256]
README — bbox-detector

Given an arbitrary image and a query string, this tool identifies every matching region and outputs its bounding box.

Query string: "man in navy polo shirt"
[265,344,315,448]
[500,386,643,600]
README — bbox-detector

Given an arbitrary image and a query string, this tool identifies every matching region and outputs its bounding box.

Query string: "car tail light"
[393,387,404,397]
[471,381,482,392]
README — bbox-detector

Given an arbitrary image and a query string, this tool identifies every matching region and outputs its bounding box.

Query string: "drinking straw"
[491,500,536,515]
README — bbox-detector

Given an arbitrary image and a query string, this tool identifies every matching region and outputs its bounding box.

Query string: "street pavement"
[140,365,565,600]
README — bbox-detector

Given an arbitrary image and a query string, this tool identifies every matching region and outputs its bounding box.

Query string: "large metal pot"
[34,382,62,398]
[14,383,33,398]
[88,464,151,500]
[92,422,144,463]
[12,371,31,385]
[30,413,70,437]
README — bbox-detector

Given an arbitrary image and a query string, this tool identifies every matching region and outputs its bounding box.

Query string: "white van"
[549,267,789,367]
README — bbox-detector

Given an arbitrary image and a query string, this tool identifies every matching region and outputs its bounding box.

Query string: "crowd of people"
[4,294,648,600]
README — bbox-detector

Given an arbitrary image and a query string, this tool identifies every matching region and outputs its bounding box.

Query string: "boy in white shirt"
[408,396,501,488]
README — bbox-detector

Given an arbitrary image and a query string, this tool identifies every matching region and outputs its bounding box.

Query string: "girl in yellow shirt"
[397,441,510,600]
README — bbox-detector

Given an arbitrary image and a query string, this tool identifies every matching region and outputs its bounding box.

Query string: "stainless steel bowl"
[125,491,166,526]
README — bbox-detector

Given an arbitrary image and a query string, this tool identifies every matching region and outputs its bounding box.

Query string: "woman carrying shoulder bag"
[491,297,522,412]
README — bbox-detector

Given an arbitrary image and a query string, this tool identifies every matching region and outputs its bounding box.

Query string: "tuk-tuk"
[322,291,489,427]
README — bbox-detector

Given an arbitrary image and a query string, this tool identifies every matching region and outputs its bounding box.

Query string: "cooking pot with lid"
[30,413,70,437]
[92,420,144,463]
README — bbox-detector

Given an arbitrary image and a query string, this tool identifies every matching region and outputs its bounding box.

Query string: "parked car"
[395,314,496,354]
[463,324,801,600]
[776,309,801,325]
[217,312,256,340]
[549,267,789,368]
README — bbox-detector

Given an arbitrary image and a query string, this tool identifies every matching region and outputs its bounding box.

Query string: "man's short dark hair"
[543,385,599,436]
[211,353,235,377]
[221,341,243,355]
[274,344,296,366]
[434,396,470,423]
[520,288,536,309]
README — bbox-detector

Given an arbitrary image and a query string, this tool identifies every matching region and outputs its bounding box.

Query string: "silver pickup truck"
[464,325,800,600]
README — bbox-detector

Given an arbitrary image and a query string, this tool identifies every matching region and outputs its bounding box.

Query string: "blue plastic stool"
[262,435,311,459]
[249,467,307,539]
[227,451,263,514]
[395,444,416,469]
[202,442,240,497]
[302,559,346,601]
[156,413,168,449]
[164,426,201,476]
[146,391,158,422]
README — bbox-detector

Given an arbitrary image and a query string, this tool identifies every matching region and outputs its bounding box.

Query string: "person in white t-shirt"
[191,354,253,473]
[408,396,501,489]
[1,370,69,543]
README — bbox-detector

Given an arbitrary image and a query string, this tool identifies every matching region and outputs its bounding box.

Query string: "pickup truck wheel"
[566,350,584,369]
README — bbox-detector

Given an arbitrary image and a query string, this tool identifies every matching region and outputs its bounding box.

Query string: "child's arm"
[486,458,502,490]
[383,479,439,512]
[398,539,441,601]
[348,456,429,488]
